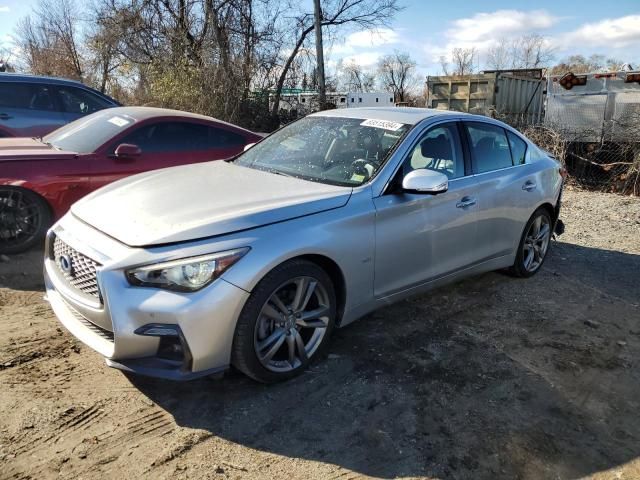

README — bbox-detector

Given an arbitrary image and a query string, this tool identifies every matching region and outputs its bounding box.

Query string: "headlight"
[126,248,249,292]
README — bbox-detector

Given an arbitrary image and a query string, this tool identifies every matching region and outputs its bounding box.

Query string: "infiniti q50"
[44,108,564,383]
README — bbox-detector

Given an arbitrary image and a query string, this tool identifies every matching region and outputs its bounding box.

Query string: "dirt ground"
[1,186,639,480]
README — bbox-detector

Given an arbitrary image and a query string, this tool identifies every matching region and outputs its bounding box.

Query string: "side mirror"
[243,143,256,152]
[114,143,141,160]
[402,169,449,194]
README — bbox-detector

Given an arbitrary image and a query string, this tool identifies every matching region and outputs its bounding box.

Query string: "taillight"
[559,167,568,180]
[594,73,616,79]
[624,73,640,84]
[559,72,587,90]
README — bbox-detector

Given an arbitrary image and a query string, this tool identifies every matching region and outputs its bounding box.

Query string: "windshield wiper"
[266,168,294,178]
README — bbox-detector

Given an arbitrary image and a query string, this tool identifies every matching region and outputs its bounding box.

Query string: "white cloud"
[341,52,382,67]
[346,29,400,48]
[418,9,559,69]
[0,6,10,12]
[446,9,558,45]
[556,15,640,49]
[331,28,400,56]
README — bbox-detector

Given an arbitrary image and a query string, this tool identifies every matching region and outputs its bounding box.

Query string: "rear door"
[463,121,543,261]
[373,121,480,297]
[0,82,66,137]
[54,85,114,123]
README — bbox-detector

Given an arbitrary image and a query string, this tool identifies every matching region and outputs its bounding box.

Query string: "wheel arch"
[261,253,347,327]
[294,254,347,326]
[0,183,54,219]
[537,201,558,224]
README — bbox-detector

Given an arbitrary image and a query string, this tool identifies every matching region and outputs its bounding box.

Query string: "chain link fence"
[499,113,640,196]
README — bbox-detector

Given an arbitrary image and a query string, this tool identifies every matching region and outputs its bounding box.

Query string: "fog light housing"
[157,336,185,362]
[135,324,193,370]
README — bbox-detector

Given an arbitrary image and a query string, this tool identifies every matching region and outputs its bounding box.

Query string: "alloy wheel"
[523,214,551,272]
[0,189,42,250]
[254,276,331,372]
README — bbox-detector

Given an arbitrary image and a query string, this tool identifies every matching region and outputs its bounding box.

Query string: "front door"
[91,120,226,191]
[373,122,480,298]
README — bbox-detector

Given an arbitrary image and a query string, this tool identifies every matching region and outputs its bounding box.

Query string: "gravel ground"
[0,186,639,480]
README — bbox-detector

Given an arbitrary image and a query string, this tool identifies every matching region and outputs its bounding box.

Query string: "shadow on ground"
[130,242,640,479]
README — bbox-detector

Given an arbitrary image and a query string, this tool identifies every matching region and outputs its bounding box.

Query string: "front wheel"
[0,187,52,254]
[510,208,552,278]
[232,259,336,383]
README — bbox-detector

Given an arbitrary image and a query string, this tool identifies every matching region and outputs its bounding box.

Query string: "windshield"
[235,116,410,186]
[44,110,136,153]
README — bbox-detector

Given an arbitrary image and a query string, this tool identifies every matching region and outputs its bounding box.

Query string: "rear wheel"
[232,259,336,383]
[0,187,51,254]
[510,208,552,278]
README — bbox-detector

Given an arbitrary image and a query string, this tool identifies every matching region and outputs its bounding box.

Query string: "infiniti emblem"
[58,254,73,274]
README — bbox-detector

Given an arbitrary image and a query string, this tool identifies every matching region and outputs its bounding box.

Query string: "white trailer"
[545,71,640,142]
[346,92,395,108]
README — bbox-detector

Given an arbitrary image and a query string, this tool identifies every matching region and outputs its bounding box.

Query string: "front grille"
[52,236,102,301]
[61,297,114,342]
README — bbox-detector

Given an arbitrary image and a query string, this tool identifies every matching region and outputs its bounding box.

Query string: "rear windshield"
[44,110,136,153]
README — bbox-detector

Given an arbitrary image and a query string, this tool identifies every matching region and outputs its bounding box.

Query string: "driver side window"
[403,123,464,179]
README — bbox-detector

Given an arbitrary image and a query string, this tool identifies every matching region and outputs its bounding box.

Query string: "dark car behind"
[0,74,120,138]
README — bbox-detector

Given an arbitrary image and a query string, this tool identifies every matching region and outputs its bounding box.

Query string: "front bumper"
[44,218,250,380]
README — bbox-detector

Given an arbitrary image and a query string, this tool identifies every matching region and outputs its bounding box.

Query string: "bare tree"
[377,51,417,102]
[550,54,625,75]
[449,47,476,75]
[438,55,450,75]
[486,40,510,70]
[340,60,375,92]
[486,34,554,71]
[85,6,124,94]
[13,0,399,129]
[270,0,401,116]
[15,0,84,79]
[514,34,553,69]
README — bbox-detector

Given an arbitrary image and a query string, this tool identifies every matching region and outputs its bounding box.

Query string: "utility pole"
[313,0,326,110]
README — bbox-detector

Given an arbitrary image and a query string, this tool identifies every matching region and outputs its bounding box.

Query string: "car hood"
[71,161,352,247]
[0,138,76,161]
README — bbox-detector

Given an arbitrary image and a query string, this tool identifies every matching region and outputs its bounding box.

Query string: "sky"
[1,0,639,76]
[325,0,640,75]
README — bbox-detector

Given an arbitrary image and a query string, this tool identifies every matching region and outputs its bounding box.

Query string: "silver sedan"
[44,108,564,383]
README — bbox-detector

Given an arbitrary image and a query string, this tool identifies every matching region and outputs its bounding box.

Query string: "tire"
[231,259,336,383]
[510,207,552,278]
[0,187,52,255]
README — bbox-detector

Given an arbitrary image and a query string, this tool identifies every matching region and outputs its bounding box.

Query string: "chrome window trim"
[471,162,529,178]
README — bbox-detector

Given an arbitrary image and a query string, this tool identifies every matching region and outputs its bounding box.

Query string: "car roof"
[310,107,470,125]
[104,106,256,133]
[0,73,120,104]
[0,73,91,87]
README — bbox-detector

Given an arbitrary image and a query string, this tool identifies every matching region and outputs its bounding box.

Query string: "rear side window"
[0,83,57,111]
[56,86,110,114]
[209,126,246,147]
[506,130,527,165]
[465,122,513,174]
[115,122,246,152]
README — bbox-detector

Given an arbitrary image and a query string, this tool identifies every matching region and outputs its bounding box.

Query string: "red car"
[0,107,261,253]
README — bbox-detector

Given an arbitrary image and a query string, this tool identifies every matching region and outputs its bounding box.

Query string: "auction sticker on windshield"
[108,116,131,128]
[360,119,404,131]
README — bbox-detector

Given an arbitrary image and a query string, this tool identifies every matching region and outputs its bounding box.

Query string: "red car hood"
[0,138,76,162]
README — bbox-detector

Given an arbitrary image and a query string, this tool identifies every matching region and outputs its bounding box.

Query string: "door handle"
[0,113,12,120]
[522,181,537,191]
[456,196,476,209]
